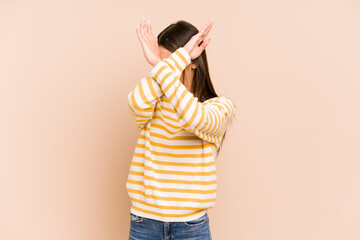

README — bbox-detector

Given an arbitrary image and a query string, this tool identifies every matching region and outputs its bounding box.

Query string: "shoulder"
[204,96,234,116]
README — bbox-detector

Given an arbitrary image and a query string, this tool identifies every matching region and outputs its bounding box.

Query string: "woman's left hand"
[183,17,214,60]
[136,17,161,67]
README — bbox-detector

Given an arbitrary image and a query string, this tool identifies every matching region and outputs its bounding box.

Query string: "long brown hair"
[157,20,232,155]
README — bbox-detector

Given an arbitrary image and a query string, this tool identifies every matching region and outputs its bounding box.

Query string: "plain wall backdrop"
[1,0,359,239]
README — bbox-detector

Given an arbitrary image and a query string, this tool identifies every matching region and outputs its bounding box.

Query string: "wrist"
[183,46,191,58]
[151,58,161,67]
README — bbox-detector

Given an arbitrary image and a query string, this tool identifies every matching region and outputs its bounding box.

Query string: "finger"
[201,20,213,38]
[145,19,151,39]
[143,18,149,35]
[200,19,210,34]
[141,19,148,40]
[145,19,149,34]
[201,20,210,32]
[141,18,147,36]
[136,23,141,41]
[197,22,208,40]
[137,21,145,44]
[136,23,140,40]
[148,19,154,39]
[199,37,211,49]
[203,37,211,48]
[203,19,214,35]
[196,20,211,43]
[139,19,143,37]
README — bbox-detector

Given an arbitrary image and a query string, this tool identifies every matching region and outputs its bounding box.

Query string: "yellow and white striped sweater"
[126,47,234,222]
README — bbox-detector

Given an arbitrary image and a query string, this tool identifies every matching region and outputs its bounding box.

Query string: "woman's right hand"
[136,17,162,67]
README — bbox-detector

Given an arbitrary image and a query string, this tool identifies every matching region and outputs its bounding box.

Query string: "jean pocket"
[183,213,208,227]
[130,213,144,223]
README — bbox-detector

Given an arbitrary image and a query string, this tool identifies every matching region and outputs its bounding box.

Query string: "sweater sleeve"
[127,57,188,132]
[149,47,234,146]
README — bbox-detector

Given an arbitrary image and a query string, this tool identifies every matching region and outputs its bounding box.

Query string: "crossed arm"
[128,47,234,145]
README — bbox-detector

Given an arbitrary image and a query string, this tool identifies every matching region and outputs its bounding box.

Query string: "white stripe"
[128,168,217,181]
[127,183,217,200]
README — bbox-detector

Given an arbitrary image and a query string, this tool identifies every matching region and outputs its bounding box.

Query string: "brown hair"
[157,20,234,155]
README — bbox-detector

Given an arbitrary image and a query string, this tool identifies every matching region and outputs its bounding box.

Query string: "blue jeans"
[128,212,212,240]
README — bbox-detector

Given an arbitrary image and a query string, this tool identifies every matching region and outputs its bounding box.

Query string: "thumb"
[203,38,211,48]
[199,38,211,50]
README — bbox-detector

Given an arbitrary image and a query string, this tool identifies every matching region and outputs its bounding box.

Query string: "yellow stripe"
[152,115,181,129]
[127,180,216,194]
[196,108,207,130]
[159,113,179,123]
[175,49,189,66]
[149,131,200,141]
[163,75,180,93]
[222,100,232,113]
[169,55,182,72]
[178,97,194,120]
[127,101,149,129]
[146,75,160,99]
[183,100,199,129]
[128,101,151,119]
[138,136,212,149]
[131,163,216,176]
[155,67,173,85]
[130,89,154,113]
[212,102,226,112]
[128,172,217,185]
[206,109,215,143]
[177,98,195,129]
[153,65,163,79]
[127,100,136,116]
[133,144,213,158]
[163,59,176,71]
[208,108,215,134]
[127,189,216,203]
[213,111,225,137]
[150,123,184,135]
[168,82,182,102]
[140,143,211,157]
[133,152,214,167]
[129,170,144,176]
[174,88,187,109]
[211,108,223,135]
[138,80,153,108]
[161,71,173,86]
[161,105,176,113]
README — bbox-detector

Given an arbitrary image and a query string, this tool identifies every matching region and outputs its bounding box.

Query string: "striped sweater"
[126,47,234,222]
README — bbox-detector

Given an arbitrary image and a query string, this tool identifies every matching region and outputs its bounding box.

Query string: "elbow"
[127,91,135,112]
[127,91,133,102]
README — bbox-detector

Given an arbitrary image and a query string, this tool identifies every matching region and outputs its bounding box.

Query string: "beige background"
[1,0,360,239]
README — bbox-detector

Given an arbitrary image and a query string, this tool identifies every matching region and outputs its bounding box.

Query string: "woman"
[127,17,235,240]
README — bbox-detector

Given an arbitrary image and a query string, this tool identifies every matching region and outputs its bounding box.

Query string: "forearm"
[149,47,233,144]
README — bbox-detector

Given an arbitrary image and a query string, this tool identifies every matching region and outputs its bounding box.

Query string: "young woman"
[126,17,235,240]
